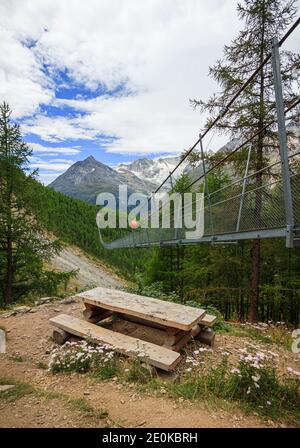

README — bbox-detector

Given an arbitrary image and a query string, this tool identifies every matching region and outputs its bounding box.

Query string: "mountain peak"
[84,155,96,162]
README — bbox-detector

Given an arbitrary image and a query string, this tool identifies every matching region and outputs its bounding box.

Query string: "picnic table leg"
[83,304,113,323]
[162,327,194,352]
[163,324,215,351]
[52,328,71,345]
[192,324,215,347]
[163,327,183,346]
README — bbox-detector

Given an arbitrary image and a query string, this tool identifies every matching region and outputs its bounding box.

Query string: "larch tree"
[189,0,300,322]
[0,102,62,306]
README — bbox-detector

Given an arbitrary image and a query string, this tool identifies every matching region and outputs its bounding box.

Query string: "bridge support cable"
[236,145,252,233]
[199,135,214,235]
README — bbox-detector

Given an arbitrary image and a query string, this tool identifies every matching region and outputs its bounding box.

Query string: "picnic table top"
[76,287,206,331]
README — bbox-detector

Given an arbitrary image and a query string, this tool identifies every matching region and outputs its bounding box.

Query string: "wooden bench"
[199,314,217,327]
[50,314,181,371]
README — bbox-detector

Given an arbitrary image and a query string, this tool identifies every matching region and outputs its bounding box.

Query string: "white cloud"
[29,155,73,172]
[0,0,55,118]
[22,114,100,142]
[1,0,299,157]
[28,142,81,155]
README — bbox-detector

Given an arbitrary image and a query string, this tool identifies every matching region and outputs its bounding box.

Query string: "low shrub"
[49,340,118,379]
[168,346,300,421]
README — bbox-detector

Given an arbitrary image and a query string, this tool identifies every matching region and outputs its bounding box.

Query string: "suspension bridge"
[98,19,300,250]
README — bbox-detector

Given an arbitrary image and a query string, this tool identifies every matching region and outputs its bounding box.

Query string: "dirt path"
[0,392,107,428]
[0,298,273,428]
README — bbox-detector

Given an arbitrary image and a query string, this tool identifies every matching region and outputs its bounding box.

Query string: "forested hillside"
[25,176,150,278]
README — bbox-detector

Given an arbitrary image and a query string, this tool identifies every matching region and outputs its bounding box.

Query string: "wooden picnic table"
[76,287,209,351]
[50,287,216,372]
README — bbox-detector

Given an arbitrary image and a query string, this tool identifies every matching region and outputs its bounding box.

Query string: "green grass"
[267,326,293,350]
[36,361,48,370]
[0,377,36,401]
[136,368,300,425]
[66,396,108,420]
[221,322,293,349]
[107,351,300,426]
[10,355,24,363]
[229,326,273,344]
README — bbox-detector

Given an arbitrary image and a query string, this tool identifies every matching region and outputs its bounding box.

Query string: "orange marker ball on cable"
[129,219,139,229]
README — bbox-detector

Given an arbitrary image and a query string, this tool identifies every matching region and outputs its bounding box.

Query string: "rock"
[14,306,31,314]
[120,399,125,404]
[83,391,90,396]
[39,297,56,304]
[0,385,15,392]
[2,311,16,318]
[136,420,146,427]
[59,297,76,305]
[258,322,268,328]
[29,308,37,313]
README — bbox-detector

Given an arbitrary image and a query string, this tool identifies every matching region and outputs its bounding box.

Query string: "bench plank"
[50,314,181,371]
[199,314,217,327]
[75,287,206,331]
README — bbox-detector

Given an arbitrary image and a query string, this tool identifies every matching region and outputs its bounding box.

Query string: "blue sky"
[1,0,299,184]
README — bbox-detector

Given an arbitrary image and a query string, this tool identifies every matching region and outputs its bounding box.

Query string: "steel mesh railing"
[99,149,299,248]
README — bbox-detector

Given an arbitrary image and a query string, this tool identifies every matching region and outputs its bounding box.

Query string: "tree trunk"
[4,233,13,305]
[249,238,260,322]
[3,114,14,306]
[248,0,266,322]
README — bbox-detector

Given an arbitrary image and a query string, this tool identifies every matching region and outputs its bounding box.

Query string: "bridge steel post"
[271,36,294,248]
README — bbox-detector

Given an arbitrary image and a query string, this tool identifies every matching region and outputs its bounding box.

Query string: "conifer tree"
[190,0,299,321]
[0,102,61,305]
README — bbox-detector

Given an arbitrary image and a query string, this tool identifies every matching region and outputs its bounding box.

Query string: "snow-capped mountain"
[49,155,157,203]
[49,154,191,204]
[116,155,189,188]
